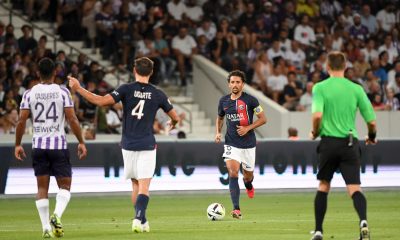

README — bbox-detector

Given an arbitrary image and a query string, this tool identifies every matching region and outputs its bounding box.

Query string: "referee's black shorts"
[316,136,361,185]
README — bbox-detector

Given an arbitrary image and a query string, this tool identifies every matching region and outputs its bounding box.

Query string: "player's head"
[326,51,346,72]
[134,57,153,77]
[227,70,246,95]
[38,57,55,81]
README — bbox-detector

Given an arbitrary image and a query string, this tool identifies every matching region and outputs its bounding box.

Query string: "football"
[207,203,225,221]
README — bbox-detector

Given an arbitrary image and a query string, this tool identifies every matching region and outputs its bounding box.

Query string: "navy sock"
[314,191,328,232]
[141,216,147,224]
[352,191,367,222]
[229,177,240,210]
[135,194,149,221]
[243,177,253,190]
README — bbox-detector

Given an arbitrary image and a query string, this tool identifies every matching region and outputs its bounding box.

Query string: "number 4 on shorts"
[131,100,145,119]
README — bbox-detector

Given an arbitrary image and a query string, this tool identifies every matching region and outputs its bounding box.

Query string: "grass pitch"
[0,190,399,240]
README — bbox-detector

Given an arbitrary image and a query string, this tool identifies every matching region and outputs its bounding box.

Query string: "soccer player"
[68,57,180,233]
[215,70,267,219]
[310,51,376,240]
[15,58,87,238]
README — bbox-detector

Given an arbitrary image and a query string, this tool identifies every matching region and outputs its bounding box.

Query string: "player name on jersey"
[34,92,60,101]
[134,91,152,99]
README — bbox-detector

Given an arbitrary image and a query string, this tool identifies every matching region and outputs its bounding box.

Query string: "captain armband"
[253,105,263,114]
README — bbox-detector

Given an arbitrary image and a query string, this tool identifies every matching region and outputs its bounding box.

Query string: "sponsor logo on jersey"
[112,90,119,96]
[226,113,244,122]
[33,124,60,133]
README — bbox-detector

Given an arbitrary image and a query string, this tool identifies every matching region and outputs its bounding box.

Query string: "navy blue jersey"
[218,92,262,148]
[110,82,173,150]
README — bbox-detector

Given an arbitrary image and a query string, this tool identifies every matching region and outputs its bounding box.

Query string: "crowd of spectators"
[2,0,400,134]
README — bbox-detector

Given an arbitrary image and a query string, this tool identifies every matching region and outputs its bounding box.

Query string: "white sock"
[360,220,368,227]
[54,189,71,218]
[35,199,51,231]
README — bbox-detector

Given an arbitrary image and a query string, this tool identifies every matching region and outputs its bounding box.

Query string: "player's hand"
[365,136,377,145]
[166,120,177,131]
[215,133,222,143]
[15,145,26,161]
[236,125,250,136]
[67,76,80,91]
[77,143,87,160]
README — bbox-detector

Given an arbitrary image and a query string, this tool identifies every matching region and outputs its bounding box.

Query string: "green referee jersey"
[312,77,376,139]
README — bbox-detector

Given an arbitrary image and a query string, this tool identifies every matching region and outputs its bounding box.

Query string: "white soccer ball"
[207,203,225,221]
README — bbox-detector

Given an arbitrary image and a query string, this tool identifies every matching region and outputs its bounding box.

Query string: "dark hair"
[38,58,55,80]
[327,51,346,71]
[134,57,154,76]
[227,70,246,83]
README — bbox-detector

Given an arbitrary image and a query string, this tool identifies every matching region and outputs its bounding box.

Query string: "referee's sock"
[229,177,240,210]
[135,194,149,221]
[243,177,254,190]
[314,191,328,233]
[352,191,367,222]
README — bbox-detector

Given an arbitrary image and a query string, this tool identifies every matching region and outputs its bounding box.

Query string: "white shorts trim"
[222,145,256,171]
[122,149,156,180]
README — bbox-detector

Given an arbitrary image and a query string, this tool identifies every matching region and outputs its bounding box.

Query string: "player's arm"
[165,108,180,131]
[68,76,115,107]
[215,116,224,143]
[236,106,267,136]
[310,84,323,140]
[65,107,87,159]
[14,109,30,161]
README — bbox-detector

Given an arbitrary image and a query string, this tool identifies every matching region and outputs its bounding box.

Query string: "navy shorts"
[32,149,72,177]
[317,136,361,185]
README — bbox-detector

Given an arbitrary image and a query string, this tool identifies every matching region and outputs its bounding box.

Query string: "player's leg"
[51,149,72,237]
[131,179,139,205]
[340,143,369,240]
[132,149,156,233]
[223,145,242,218]
[36,175,52,237]
[32,149,52,237]
[242,147,256,198]
[132,178,151,233]
[226,160,241,218]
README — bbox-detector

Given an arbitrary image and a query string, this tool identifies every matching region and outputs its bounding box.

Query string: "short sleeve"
[20,90,31,110]
[110,84,127,103]
[158,90,173,113]
[218,98,225,117]
[312,84,324,113]
[60,87,74,108]
[358,87,376,123]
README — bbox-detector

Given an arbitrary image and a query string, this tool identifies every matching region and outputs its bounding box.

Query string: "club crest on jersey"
[238,105,245,110]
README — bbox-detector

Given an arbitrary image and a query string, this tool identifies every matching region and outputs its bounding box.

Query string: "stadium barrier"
[1,140,398,194]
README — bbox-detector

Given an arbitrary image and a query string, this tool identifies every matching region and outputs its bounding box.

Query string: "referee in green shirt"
[310,52,377,240]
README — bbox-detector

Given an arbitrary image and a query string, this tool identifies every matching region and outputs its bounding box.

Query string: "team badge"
[238,105,245,110]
